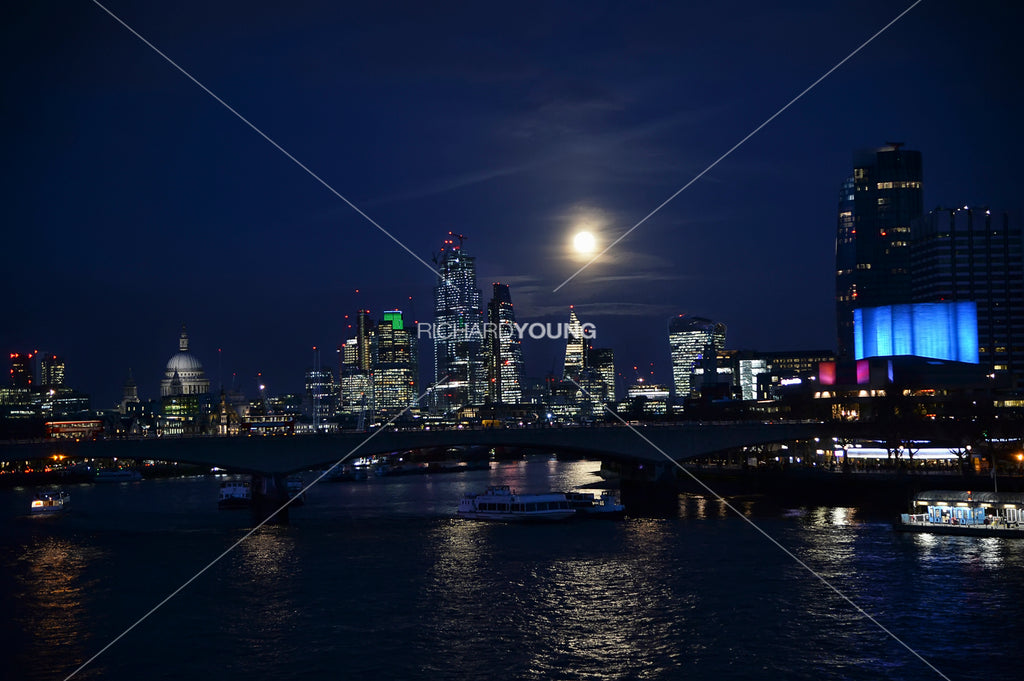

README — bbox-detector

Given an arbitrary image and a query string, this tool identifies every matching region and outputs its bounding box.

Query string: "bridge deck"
[0,423,840,474]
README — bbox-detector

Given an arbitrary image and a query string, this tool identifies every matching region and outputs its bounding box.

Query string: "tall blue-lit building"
[835,144,923,360]
[433,233,485,413]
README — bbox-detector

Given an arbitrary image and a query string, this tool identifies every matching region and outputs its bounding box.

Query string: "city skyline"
[3,1,1022,407]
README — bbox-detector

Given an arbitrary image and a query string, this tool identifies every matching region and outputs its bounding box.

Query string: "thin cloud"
[363,160,539,205]
[368,104,722,207]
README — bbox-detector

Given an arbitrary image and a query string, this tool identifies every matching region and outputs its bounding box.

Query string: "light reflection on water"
[423,515,697,680]
[223,525,300,659]
[14,535,102,679]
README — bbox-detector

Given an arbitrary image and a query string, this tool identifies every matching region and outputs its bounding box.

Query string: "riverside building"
[835,143,923,360]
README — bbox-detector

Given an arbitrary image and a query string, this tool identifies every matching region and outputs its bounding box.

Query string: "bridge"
[0,422,836,474]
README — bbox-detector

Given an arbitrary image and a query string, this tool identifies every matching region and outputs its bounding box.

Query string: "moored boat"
[896,490,1024,537]
[457,485,577,522]
[31,490,70,515]
[324,465,369,482]
[218,480,252,509]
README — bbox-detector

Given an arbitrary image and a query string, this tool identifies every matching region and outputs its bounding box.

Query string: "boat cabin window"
[927,505,985,525]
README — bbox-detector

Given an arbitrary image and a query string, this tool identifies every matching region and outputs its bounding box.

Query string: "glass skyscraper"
[39,353,65,387]
[586,346,615,401]
[373,309,418,413]
[485,283,523,404]
[433,234,484,412]
[563,308,585,380]
[835,144,923,360]
[668,315,726,398]
[304,365,335,425]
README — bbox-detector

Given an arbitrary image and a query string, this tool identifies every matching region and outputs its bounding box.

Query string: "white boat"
[94,469,142,482]
[31,490,70,515]
[457,485,577,522]
[218,480,251,509]
[564,491,626,518]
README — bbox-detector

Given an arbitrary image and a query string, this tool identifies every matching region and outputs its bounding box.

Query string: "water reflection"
[486,459,604,494]
[16,536,101,678]
[802,506,862,528]
[422,520,490,649]
[524,520,700,679]
[912,532,1006,571]
[235,526,297,583]
[422,513,701,679]
[221,526,299,663]
[678,494,739,520]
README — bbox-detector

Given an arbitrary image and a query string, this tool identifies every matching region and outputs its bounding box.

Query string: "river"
[0,459,1019,680]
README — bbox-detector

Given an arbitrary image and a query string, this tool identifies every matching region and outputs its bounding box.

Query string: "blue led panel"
[853,302,978,363]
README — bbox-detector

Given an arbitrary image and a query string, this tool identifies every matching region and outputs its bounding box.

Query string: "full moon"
[573,231,597,254]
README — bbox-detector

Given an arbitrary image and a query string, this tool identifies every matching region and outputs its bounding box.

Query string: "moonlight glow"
[573,231,597,254]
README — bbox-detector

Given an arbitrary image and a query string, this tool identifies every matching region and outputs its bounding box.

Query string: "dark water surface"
[1,459,1020,680]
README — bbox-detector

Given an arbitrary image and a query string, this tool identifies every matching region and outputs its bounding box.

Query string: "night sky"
[3,0,1022,408]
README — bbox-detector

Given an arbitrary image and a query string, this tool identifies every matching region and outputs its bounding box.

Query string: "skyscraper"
[484,283,523,404]
[304,347,335,426]
[668,315,726,398]
[9,352,34,388]
[356,309,375,372]
[39,353,65,387]
[912,206,1024,384]
[563,307,585,380]
[433,233,484,412]
[586,346,615,400]
[336,336,369,418]
[835,143,923,359]
[373,309,418,413]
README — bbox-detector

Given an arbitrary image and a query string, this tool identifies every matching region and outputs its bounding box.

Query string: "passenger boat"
[218,480,252,509]
[457,485,577,522]
[564,491,626,518]
[94,469,142,482]
[30,490,70,515]
[896,490,1024,537]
